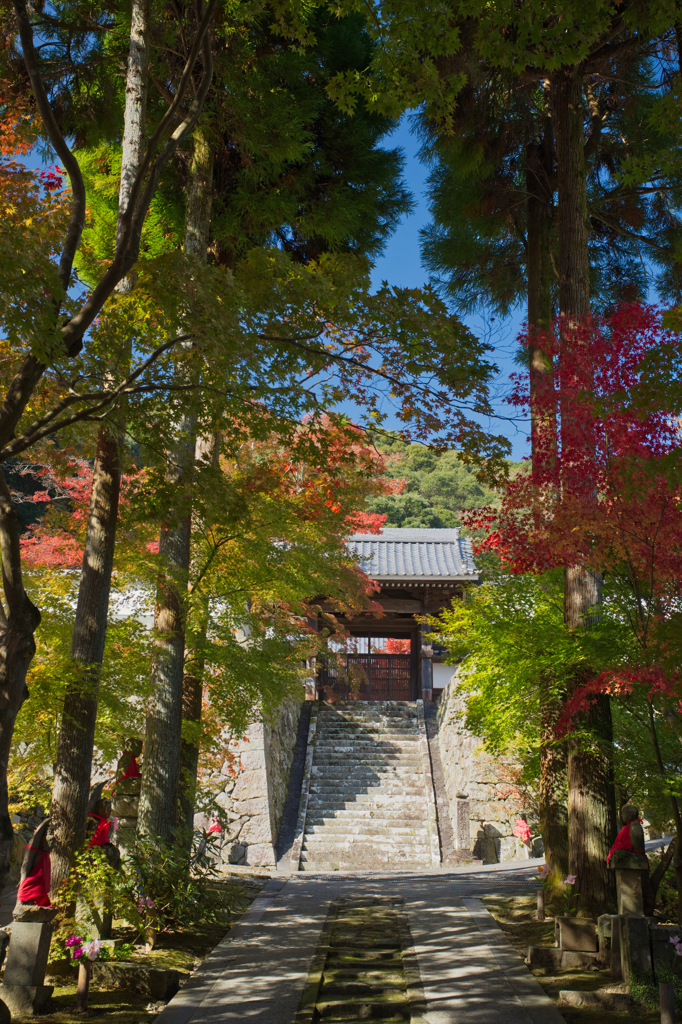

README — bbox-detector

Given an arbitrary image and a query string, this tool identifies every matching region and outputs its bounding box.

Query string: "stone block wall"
[210,699,303,868]
[437,674,539,863]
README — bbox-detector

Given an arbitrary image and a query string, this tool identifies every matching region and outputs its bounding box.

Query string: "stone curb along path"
[153,871,566,1024]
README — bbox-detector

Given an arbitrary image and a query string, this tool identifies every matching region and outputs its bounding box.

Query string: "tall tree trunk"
[48,0,150,892]
[177,429,220,835]
[178,594,209,834]
[137,498,192,839]
[526,101,556,483]
[0,469,41,892]
[527,100,568,872]
[49,432,121,891]
[538,680,569,877]
[138,130,213,841]
[554,63,617,916]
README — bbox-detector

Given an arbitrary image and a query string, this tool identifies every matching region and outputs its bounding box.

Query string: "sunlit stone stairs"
[300,701,437,871]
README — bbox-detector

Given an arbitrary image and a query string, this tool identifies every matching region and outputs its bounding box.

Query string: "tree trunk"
[526,114,556,482]
[567,689,617,916]
[138,130,213,840]
[117,0,150,252]
[137,504,192,839]
[554,63,616,916]
[49,431,121,892]
[178,598,207,835]
[48,0,150,892]
[178,433,220,836]
[538,682,569,877]
[527,102,567,872]
[0,469,41,892]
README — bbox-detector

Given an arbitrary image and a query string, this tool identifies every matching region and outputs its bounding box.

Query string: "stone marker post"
[1,922,54,1015]
[420,644,433,703]
[660,981,676,1024]
[618,915,653,987]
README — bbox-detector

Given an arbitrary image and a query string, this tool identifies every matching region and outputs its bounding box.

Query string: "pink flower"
[82,940,101,962]
[146,898,155,909]
[669,936,682,956]
[538,863,551,879]
[65,935,83,948]
[564,875,577,886]
[513,820,532,843]
[72,947,83,959]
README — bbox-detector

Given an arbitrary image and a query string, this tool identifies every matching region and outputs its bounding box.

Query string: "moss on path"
[482,896,659,1024]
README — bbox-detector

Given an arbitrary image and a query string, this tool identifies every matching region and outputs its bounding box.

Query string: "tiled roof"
[347,528,477,580]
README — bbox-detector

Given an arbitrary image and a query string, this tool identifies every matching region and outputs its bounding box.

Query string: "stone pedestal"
[1,922,54,1016]
[597,914,622,978]
[615,868,647,916]
[618,914,652,986]
[0,984,52,1016]
[4,922,53,987]
[556,917,597,952]
[608,849,649,916]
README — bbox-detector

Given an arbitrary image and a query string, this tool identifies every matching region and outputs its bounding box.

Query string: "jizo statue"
[607,804,649,870]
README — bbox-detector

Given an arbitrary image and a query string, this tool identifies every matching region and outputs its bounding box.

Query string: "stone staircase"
[299,701,439,871]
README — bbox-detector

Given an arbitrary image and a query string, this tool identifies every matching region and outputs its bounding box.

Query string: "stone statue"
[86,784,121,870]
[607,804,649,870]
[607,803,649,916]
[12,819,57,923]
[111,738,143,853]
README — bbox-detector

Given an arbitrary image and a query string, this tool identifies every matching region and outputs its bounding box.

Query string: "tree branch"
[59,0,218,350]
[13,0,86,300]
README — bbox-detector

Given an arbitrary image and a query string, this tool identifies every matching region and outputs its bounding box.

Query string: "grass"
[8,874,266,1024]
[481,895,660,1024]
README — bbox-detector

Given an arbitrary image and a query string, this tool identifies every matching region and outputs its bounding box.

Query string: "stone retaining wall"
[436,674,539,863]
[212,699,303,867]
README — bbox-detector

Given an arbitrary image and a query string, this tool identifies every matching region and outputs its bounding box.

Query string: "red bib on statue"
[88,813,110,847]
[607,823,633,865]
[17,848,51,906]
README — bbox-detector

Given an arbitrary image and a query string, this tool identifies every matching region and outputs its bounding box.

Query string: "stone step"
[306,795,427,809]
[304,824,430,839]
[300,700,433,873]
[311,766,424,778]
[299,839,428,856]
[309,785,426,798]
[317,724,417,733]
[313,749,421,758]
[314,753,420,762]
[318,725,417,732]
[316,738,417,746]
[313,756,420,765]
[311,733,417,741]
[306,809,427,823]
[314,758,419,765]
[302,837,431,853]
[300,855,432,870]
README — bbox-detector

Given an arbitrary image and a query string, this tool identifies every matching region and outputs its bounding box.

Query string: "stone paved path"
[155,863,566,1024]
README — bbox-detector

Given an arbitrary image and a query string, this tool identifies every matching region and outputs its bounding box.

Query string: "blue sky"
[367,118,530,462]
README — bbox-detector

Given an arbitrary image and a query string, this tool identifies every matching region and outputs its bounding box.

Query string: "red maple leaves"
[466,303,682,731]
